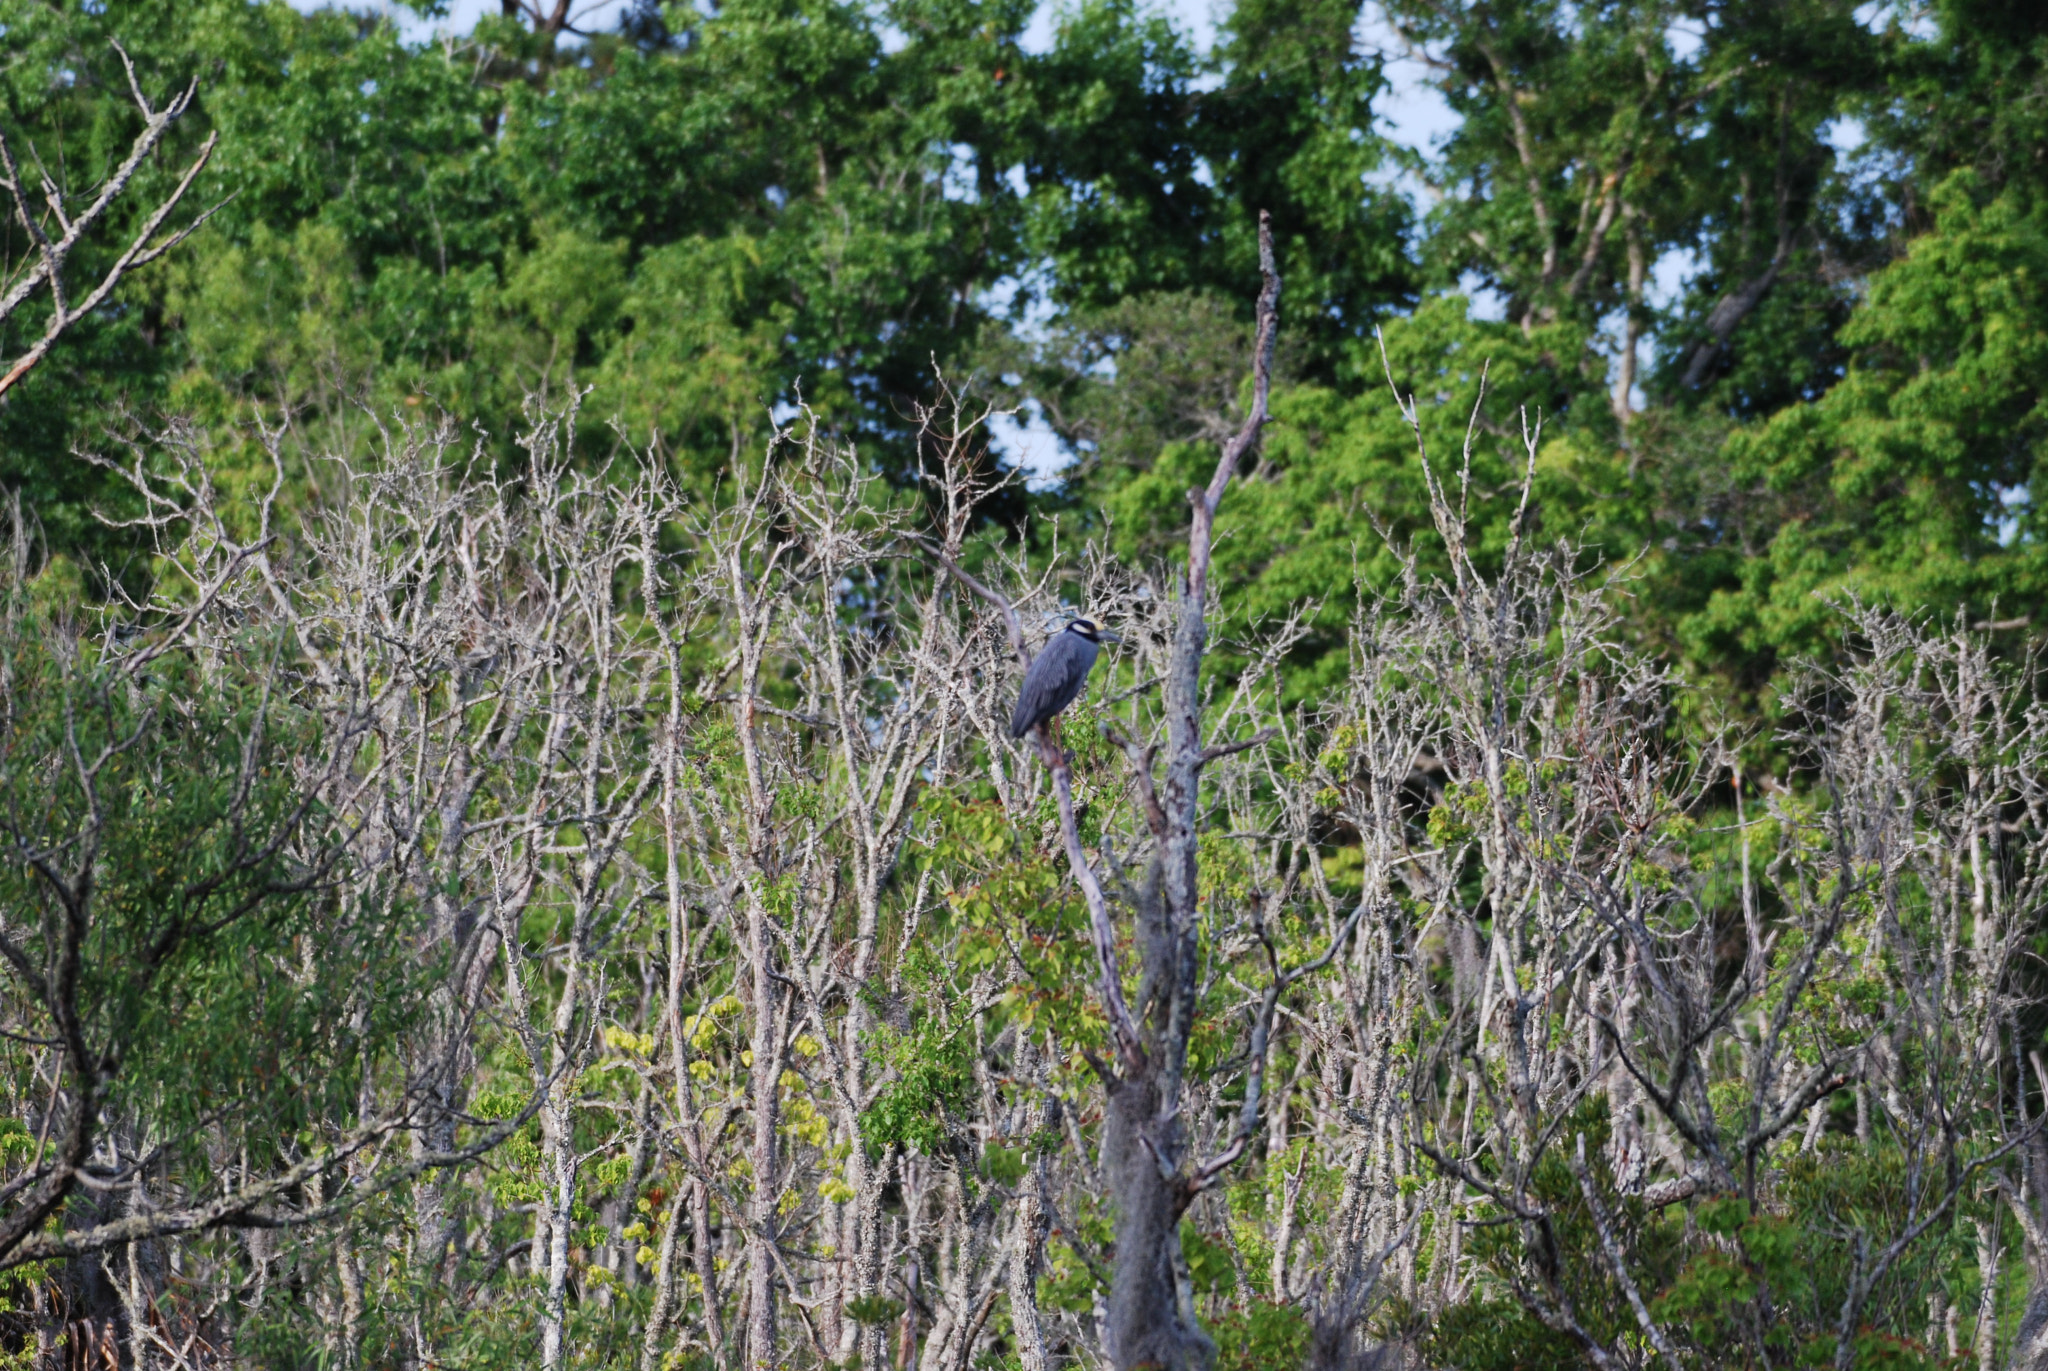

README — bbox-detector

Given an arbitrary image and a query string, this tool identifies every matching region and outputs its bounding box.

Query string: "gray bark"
[1099,211,1283,1370]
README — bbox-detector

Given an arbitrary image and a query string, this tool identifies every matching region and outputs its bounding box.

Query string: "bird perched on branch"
[1011,616,1120,737]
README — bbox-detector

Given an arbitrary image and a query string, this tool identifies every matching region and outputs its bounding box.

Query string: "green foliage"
[0,611,427,1173]
[1079,294,1619,693]
[846,1293,906,1326]
[3,0,2040,725]
[858,1014,971,1156]
[1429,1127,1988,1371]
[1209,1297,1313,1371]
[1426,1296,1581,1371]
[1040,1203,1116,1313]
[0,1260,50,1371]
[1691,174,2048,674]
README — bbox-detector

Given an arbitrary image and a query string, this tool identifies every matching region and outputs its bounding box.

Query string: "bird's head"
[1065,616,1122,644]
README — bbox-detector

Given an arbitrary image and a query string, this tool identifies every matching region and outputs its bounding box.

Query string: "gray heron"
[1010,616,1120,738]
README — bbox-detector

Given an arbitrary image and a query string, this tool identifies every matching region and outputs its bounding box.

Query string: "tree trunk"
[1098,215,1278,1371]
[538,1081,579,1371]
[694,1178,727,1369]
[744,908,781,1370]
[1006,1178,1051,1371]
[939,217,1279,1370]
[1103,1074,1214,1370]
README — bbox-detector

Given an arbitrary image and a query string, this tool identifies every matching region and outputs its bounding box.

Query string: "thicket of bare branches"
[2,275,2044,1371]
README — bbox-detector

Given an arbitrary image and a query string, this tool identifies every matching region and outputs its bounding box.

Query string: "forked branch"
[0,44,226,399]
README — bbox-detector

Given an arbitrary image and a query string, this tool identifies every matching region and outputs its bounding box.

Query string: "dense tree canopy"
[2,0,2048,1367]
[2,0,2041,681]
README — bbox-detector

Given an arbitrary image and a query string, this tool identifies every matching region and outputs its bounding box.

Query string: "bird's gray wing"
[1011,635,1099,736]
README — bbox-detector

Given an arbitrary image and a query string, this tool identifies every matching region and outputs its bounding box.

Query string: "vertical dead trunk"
[694,1179,726,1366]
[1007,1169,1052,1371]
[916,215,1281,1369]
[1102,213,1280,1371]
[726,525,786,1371]
[645,719,691,1371]
[742,895,782,1370]
[1001,212,1281,1371]
[640,1182,690,1371]
[537,1086,579,1371]
[337,1224,366,1369]
[1101,1072,1212,1370]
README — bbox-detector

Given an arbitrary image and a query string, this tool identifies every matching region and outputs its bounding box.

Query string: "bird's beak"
[1098,629,1124,644]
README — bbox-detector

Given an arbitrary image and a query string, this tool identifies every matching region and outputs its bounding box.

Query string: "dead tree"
[926,211,1366,1370]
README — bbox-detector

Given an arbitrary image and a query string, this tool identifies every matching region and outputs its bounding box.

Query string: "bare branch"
[0,51,225,400]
